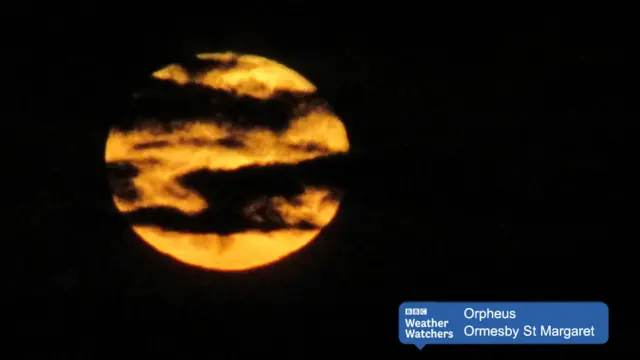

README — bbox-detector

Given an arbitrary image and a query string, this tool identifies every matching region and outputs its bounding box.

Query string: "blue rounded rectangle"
[399,302,608,349]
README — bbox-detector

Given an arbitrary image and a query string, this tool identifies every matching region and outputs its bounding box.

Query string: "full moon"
[105,52,349,271]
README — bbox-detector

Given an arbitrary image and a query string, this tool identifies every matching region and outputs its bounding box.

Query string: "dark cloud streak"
[115,79,323,133]
[132,140,171,150]
[123,205,320,235]
[130,136,248,151]
[107,153,352,235]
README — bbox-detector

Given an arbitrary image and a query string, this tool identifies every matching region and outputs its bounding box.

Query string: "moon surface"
[105,52,349,271]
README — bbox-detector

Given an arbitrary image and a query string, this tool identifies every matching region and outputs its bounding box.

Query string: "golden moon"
[105,52,349,271]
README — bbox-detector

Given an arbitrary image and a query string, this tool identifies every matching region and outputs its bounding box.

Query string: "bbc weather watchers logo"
[405,308,428,316]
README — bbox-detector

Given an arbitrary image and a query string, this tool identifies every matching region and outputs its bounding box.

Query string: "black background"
[6,8,636,357]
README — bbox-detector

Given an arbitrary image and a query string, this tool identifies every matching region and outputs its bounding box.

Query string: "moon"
[105,52,349,271]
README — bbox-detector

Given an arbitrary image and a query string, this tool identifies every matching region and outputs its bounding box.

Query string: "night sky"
[7,10,635,357]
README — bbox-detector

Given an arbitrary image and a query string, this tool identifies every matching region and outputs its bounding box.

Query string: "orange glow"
[105,52,349,271]
[152,52,317,99]
[131,187,339,271]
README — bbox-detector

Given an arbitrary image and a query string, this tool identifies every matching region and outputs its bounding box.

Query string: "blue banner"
[399,302,608,349]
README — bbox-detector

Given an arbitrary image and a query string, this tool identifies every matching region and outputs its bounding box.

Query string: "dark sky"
[6,10,635,357]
